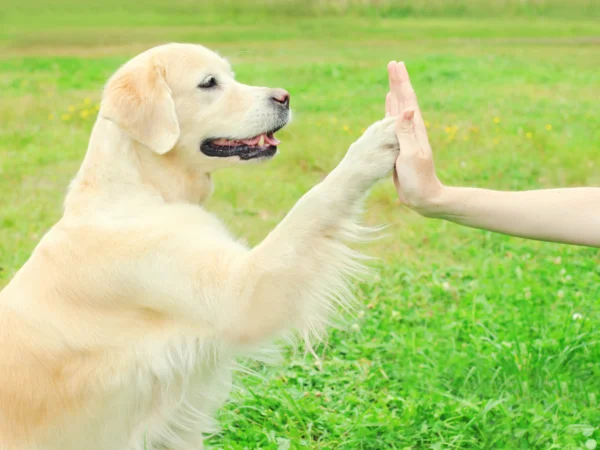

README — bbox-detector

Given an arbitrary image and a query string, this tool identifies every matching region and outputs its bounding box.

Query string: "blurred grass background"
[1,1,599,449]
[3,0,600,22]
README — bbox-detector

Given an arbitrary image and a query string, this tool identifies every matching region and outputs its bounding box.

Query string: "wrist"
[409,184,454,219]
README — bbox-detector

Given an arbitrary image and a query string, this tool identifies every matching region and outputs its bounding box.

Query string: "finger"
[385,92,392,117]
[387,62,400,116]
[388,91,399,116]
[395,62,423,127]
[395,62,432,155]
[387,60,397,94]
[388,60,404,111]
[395,108,423,159]
[394,62,417,109]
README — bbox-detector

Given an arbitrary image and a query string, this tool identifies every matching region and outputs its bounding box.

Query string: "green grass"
[1,1,599,449]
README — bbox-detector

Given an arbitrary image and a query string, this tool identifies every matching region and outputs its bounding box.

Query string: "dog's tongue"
[266,132,280,145]
[213,133,280,147]
[240,133,281,146]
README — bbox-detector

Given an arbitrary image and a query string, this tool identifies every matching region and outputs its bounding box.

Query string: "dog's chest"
[129,340,234,450]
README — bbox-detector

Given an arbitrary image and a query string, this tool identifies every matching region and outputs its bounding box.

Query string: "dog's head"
[100,43,290,170]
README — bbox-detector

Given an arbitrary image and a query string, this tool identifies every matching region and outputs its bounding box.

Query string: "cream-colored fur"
[0,43,399,450]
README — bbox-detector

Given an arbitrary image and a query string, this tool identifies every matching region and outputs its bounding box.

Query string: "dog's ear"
[100,58,180,155]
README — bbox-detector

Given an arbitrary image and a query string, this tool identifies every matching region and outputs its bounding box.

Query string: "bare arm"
[425,186,600,247]
[387,61,600,247]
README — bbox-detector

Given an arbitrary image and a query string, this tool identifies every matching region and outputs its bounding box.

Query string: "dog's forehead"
[163,45,233,76]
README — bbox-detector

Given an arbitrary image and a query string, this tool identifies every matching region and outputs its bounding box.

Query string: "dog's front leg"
[220,117,399,344]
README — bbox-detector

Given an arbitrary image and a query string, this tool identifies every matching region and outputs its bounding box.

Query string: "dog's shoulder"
[45,202,231,257]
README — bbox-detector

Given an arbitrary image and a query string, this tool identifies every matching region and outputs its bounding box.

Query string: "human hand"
[386,61,444,216]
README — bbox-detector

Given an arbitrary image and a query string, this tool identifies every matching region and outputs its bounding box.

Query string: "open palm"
[386,62,443,213]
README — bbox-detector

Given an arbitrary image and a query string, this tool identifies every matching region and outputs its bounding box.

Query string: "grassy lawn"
[1,2,599,449]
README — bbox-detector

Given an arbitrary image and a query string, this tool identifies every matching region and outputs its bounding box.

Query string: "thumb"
[396,108,415,136]
[395,108,420,157]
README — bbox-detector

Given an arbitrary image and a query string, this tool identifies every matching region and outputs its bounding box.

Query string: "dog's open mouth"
[201,131,281,160]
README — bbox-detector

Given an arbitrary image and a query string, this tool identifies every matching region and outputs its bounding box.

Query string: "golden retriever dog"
[0,43,399,450]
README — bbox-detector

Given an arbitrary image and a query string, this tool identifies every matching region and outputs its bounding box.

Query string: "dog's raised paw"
[343,116,400,182]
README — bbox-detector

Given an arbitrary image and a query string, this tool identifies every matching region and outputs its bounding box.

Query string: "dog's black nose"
[271,88,290,109]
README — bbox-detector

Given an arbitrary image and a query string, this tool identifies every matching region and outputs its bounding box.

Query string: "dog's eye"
[198,76,218,89]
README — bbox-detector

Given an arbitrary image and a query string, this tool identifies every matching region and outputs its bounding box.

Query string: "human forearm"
[424,186,600,247]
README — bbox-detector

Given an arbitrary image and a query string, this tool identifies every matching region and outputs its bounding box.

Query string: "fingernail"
[404,109,415,120]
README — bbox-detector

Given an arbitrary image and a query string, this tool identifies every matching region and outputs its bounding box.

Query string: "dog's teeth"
[258,135,265,146]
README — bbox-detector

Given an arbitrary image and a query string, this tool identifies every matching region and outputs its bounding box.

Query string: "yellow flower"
[451,125,458,132]
[80,110,89,119]
[493,137,500,145]
[493,117,501,124]
[68,105,76,112]
[61,114,71,121]
[342,124,350,132]
[94,104,101,111]
[84,98,91,105]
[361,128,366,133]
[470,126,479,133]
[48,114,55,121]
[444,126,452,133]
[425,121,431,129]
[545,124,552,131]
[526,132,533,139]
